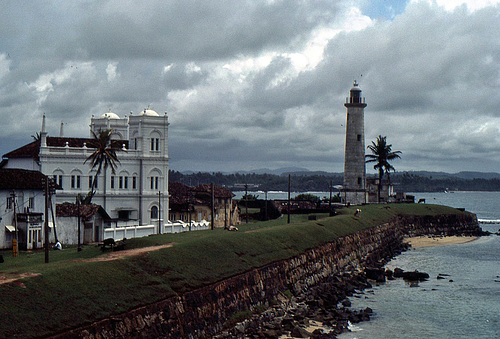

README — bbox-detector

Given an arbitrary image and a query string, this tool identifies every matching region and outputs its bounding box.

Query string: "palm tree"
[366,135,401,202]
[83,129,120,204]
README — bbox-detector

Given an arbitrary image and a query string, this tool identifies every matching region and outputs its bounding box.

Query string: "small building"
[55,203,111,244]
[366,177,393,203]
[0,168,58,250]
[169,182,240,229]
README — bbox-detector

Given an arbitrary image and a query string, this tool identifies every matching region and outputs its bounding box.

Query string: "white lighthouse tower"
[343,81,367,205]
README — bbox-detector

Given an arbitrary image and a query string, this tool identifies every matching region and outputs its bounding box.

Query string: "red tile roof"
[56,203,110,221]
[2,137,128,160]
[0,168,54,190]
[168,182,235,206]
[193,184,235,198]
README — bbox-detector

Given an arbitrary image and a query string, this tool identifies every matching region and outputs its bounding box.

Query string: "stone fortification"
[50,213,480,339]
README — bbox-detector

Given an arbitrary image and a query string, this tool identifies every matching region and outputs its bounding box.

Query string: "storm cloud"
[0,0,499,173]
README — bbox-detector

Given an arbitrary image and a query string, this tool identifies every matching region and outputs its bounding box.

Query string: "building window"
[134,138,137,150]
[132,176,137,189]
[29,197,35,209]
[150,138,159,151]
[151,206,158,219]
[54,174,63,188]
[119,176,123,189]
[118,210,130,220]
[358,177,362,185]
[88,176,98,189]
[150,176,159,190]
[124,176,128,189]
[111,176,115,189]
[6,197,13,210]
[71,175,81,189]
[357,134,361,141]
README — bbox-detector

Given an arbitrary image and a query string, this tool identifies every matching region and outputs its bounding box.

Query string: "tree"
[294,193,320,203]
[366,135,401,202]
[83,129,121,204]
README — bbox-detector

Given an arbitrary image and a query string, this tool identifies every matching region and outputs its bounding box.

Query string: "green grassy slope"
[0,204,467,337]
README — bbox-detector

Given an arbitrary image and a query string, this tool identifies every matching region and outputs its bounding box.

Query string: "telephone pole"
[11,191,18,257]
[44,177,50,263]
[287,174,291,224]
[211,183,215,230]
[157,191,162,234]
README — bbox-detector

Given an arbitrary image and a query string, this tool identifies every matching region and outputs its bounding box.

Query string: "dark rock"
[341,299,351,307]
[365,267,386,282]
[402,270,429,281]
[291,326,312,338]
[393,267,405,278]
[263,329,281,338]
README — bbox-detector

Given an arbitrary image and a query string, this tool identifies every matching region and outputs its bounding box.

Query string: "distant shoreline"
[405,235,478,248]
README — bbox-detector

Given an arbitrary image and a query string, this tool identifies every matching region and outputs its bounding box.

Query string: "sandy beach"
[405,235,478,248]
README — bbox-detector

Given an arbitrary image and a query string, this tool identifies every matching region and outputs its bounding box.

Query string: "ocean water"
[339,192,500,339]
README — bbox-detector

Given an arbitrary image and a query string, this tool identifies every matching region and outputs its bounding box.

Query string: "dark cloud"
[73,0,340,61]
[0,0,499,174]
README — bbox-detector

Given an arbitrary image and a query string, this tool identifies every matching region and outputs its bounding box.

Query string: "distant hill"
[235,167,311,175]
[452,171,500,180]
[391,171,500,180]
[171,169,500,192]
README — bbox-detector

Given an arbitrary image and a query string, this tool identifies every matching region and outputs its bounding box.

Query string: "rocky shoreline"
[215,244,416,338]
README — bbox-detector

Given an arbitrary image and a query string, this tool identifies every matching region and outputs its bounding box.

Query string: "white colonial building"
[0,168,57,250]
[1,109,169,242]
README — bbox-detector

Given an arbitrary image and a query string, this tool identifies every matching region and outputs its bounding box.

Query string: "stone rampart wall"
[50,213,479,339]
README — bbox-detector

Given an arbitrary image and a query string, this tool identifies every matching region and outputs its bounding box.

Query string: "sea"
[235,190,500,338]
[338,192,500,339]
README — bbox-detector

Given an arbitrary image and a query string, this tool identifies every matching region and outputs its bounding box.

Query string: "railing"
[103,220,211,240]
[164,220,211,233]
[103,224,155,240]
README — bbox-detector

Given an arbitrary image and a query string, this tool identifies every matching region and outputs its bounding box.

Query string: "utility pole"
[287,174,291,224]
[329,180,333,216]
[245,184,248,224]
[44,177,50,262]
[11,191,18,257]
[157,191,162,234]
[224,197,227,229]
[264,190,268,221]
[211,183,215,230]
[187,191,191,231]
[77,196,82,252]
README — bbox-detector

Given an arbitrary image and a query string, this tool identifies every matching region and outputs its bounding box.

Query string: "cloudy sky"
[0,0,499,174]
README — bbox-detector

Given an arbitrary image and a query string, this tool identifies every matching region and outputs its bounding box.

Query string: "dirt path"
[0,243,174,286]
[0,272,40,287]
[78,243,174,262]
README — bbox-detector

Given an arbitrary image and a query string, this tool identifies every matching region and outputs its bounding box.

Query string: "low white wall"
[103,224,156,240]
[102,220,211,241]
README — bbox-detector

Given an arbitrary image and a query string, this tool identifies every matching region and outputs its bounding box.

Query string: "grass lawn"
[0,203,468,338]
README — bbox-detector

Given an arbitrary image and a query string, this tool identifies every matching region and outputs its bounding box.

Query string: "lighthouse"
[343,81,367,205]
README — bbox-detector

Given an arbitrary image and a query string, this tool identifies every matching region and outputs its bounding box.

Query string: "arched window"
[149,131,162,152]
[149,168,162,190]
[151,206,158,220]
[53,169,64,188]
